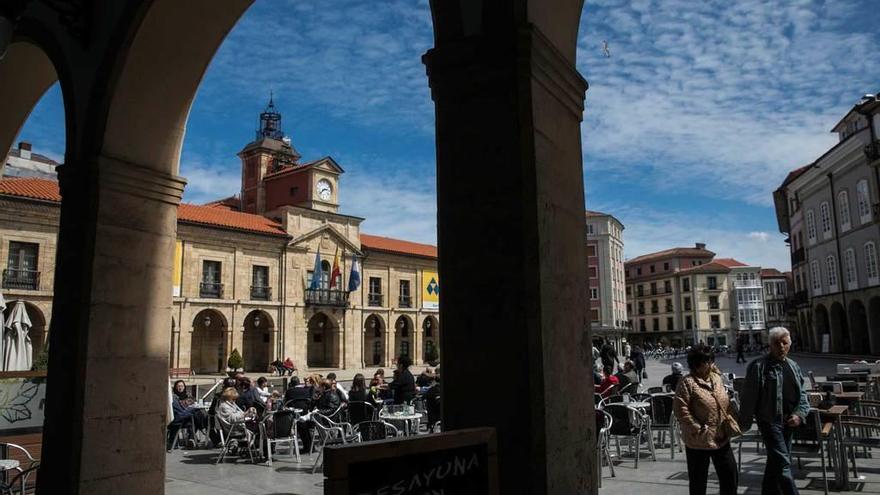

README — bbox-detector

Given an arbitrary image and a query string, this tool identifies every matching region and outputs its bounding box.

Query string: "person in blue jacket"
[738,327,810,495]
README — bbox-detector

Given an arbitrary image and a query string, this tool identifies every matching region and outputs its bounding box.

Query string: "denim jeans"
[758,419,800,495]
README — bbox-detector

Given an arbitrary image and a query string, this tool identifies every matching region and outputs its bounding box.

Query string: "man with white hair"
[738,327,810,495]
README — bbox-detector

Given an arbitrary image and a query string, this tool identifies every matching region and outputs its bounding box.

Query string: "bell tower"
[238,94,301,214]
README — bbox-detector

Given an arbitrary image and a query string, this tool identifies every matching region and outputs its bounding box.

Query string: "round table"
[0,459,19,471]
[379,411,423,435]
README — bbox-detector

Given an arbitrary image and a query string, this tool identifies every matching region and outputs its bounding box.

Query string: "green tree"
[227,348,244,370]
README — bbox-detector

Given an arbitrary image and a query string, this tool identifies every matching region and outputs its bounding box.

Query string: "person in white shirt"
[255,376,271,404]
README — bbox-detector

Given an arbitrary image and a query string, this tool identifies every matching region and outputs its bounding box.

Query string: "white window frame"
[866,241,879,285]
[806,209,817,244]
[820,202,832,239]
[858,179,872,224]
[826,255,838,291]
[845,248,858,290]
[838,190,851,232]
[590,287,599,300]
[810,260,822,295]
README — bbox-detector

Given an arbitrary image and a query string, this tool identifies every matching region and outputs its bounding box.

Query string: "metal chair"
[215,420,257,464]
[604,403,655,468]
[596,409,615,487]
[347,401,377,425]
[353,420,399,442]
[311,412,358,473]
[733,426,764,475]
[646,386,664,394]
[260,409,300,466]
[791,409,830,495]
[631,393,652,403]
[648,394,679,459]
[837,415,880,481]
[0,443,38,495]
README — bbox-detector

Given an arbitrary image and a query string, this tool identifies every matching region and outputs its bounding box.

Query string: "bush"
[424,347,439,365]
[227,348,244,370]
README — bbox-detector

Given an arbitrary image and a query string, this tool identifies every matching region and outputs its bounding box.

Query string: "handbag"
[711,376,742,439]
[642,371,648,379]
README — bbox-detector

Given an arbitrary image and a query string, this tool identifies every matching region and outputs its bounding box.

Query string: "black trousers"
[685,443,738,495]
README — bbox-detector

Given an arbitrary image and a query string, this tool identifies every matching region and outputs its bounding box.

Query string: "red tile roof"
[0,177,61,202]
[0,177,288,237]
[678,261,733,274]
[178,203,288,237]
[626,246,715,265]
[761,268,785,278]
[360,234,437,259]
[713,258,748,268]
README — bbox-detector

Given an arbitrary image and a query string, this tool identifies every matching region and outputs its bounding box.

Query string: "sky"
[15,0,880,270]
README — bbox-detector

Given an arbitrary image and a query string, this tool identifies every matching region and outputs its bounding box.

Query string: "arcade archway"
[830,302,850,354]
[307,312,338,368]
[243,310,274,372]
[191,309,228,373]
[394,315,414,361]
[814,304,830,352]
[422,315,440,364]
[849,300,869,355]
[363,314,385,367]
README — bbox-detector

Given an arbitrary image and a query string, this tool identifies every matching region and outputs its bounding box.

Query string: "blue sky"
[15,0,880,270]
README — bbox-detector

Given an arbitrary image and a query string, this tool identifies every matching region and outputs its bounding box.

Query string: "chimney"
[695,242,706,250]
[18,142,31,160]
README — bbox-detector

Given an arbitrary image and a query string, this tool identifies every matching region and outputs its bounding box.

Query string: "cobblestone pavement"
[167,352,880,494]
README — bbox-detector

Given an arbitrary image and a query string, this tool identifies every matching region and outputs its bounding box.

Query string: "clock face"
[316,179,332,201]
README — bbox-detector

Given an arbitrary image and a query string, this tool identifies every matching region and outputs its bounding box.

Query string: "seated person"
[255,376,271,404]
[167,380,197,451]
[327,372,348,403]
[283,357,296,375]
[236,377,263,414]
[596,366,619,398]
[283,376,315,411]
[215,387,258,443]
[614,361,639,392]
[416,367,436,388]
[315,379,342,416]
[662,362,684,392]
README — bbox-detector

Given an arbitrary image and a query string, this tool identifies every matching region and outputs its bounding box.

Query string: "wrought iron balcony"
[791,247,806,265]
[399,295,412,308]
[2,269,40,290]
[251,285,272,301]
[368,293,383,307]
[305,288,350,307]
[199,282,224,299]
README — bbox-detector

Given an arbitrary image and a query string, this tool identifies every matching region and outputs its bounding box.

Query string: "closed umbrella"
[4,301,32,371]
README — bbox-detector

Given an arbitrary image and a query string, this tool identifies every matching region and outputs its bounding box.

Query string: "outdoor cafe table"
[832,391,864,412]
[378,410,422,436]
[816,405,850,490]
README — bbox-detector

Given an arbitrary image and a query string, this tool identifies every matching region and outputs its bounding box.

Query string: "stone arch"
[363,314,386,367]
[422,315,440,364]
[814,304,830,353]
[191,309,228,373]
[830,302,850,354]
[869,297,880,355]
[394,315,414,361]
[307,312,338,368]
[848,299,869,355]
[0,41,64,163]
[242,310,274,372]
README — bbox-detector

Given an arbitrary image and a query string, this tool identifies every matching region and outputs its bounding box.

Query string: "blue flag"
[309,248,322,290]
[348,255,361,292]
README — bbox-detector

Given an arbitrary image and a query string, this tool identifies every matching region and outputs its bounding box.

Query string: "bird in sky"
[602,40,611,58]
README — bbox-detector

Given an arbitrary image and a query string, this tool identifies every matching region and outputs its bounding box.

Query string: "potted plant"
[226,348,244,376]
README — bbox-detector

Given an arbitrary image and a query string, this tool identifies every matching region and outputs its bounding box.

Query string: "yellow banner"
[172,241,183,297]
[422,270,439,309]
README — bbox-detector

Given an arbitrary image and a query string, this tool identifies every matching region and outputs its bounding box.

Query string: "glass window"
[590,288,599,300]
[710,315,720,328]
[666,317,673,330]
[685,315,692,330]
[866,242,879,283]
[652,318,659,331]
[806,210,816,242]
[838,191,851,230]
[707,276,717,290]
[845,249,857,287]
[820,202,832,236]
[682,278,690,292]
[858,180,872,223]
[810,260,821,292]
[826,256,838,288]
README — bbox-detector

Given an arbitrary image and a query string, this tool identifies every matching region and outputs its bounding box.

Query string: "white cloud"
[747,231,771,242]
[179,156,240,204]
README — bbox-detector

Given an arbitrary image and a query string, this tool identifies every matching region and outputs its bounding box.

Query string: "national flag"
[309,248,322,290]
[330,248,341,289]
[348,255,361,292]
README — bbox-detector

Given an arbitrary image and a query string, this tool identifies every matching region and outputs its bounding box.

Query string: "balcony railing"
[733,280,762,288]
[791,247,806,265]
[305,288,350,307]
[368,293,383,307]
[2,269,39,290]
[251,285,272,301]
[399,295,412,308]
[665,305,674,313]
[200,282,224,299]
[709,303,720,310]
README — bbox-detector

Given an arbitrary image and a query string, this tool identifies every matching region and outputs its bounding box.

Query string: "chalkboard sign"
[324,427,498,495]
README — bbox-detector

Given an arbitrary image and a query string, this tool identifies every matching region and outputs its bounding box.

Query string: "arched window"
[321,260,331,289]
[844,248,857,289]
[810,260,821,294]
[838,191,851,231]
[858,180,872,223]
[806,210,816,243]
[825,255,838,290]
[819,202,832,238]
[866,241,879,284]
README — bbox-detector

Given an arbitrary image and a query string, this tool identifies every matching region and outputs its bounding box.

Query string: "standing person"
[662,362,684,392]
[735,336,746,364]
[674,344,738,495]
[600,341,619,372]
[630,345,646,385]
[738,327,810,495]
[592,343,602,373]
[623,341,632,362]
[389,356,417,404]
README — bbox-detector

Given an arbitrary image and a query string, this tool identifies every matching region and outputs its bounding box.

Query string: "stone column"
[424,22,595,495]
[40,155,185,493]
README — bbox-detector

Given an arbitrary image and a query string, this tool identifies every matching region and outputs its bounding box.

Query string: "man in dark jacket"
[738,327,810,495]
[629,346,646,384]
[390,355,417,404]
[600,342,619,372]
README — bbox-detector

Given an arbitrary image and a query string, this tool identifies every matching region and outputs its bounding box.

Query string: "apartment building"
[586,210,627,346]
